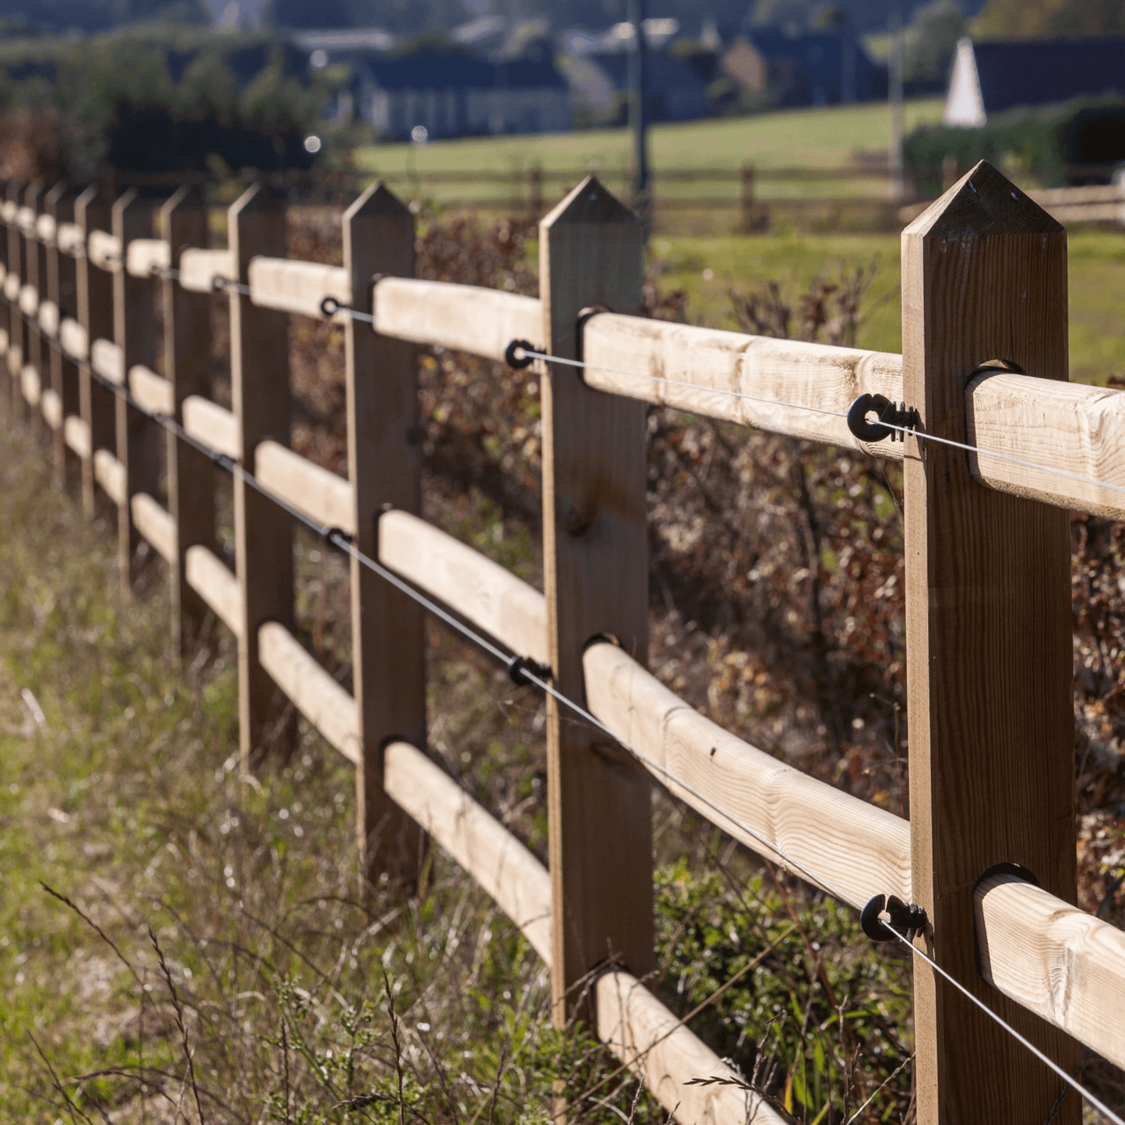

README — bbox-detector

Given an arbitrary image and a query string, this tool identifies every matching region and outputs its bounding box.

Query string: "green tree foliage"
[904,0,965,83]
[975,0,1125,38]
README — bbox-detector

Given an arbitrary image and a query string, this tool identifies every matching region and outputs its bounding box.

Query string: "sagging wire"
[27,292,1125,1122]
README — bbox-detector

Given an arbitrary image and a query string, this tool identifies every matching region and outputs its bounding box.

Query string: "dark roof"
[973,39,1125,115]
[361,49,565,90]
[742,29,884,104]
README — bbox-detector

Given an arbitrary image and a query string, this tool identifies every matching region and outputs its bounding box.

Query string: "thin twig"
[40,882,143,986]
[149,926,206,1125]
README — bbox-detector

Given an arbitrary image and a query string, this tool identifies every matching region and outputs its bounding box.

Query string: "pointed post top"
[162,183,205,215]
[228,181,283,218]
[344,180,411,222]
[540,174,638,230]
[904,160,1063,241]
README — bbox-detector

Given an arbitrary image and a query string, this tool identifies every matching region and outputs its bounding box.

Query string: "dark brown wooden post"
[76,186,117,518]
[527,162,543,219]
[740,163,755,232]
[902,160,1079,1123]
[163,185,215,655]
[344,182,425,894]
[112,189,159,592]
[539,176,653,1030]
[46,183,80,486]
[230,184,296,767]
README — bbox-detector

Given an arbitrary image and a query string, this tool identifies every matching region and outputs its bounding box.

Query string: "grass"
[650,227,1125,383]
[350,99,946,206]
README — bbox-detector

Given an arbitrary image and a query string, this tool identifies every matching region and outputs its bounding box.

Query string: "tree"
[975,0,1125,38]
[903,0,964,83]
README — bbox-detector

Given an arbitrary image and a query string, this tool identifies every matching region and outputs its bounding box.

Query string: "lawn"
[651,228,1125,384]
[351,99,946,205]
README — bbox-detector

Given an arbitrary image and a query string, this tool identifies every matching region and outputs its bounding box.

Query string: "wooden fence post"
[23,183,45,438]
[46,183,79,487]
[344,182,425,893]
[163,185,215,656]
[8,182,27,419]
[527,163,543,219]
[539,176,653,1029]
[902,161,1079,1122]
[75,186,116,518]
[112,189,159,593]
[230,184,296,766]
[740,163,755,232]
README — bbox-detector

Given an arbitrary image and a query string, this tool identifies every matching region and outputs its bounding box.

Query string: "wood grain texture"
[257,621,360,765]
[344,182,425,892]
[254,439,355,535]
[185,545,242,637]
[975,874,1125,1069]
[128,364,174,417]
[372,276,541,362]
[230,184,296,765]
[902,161,1078,1125]
[540,176,653,1028]
[182,395,240,460]
[130,492,176,563]
[178,248,233,293]
[246,256,349,319]
[163,187,216,657]
[125,237,170,279]
[378,509,548,666]
[583,642,911,906]
[383,739,553,963]
[112,190,159,594]
[596,970,781,1125]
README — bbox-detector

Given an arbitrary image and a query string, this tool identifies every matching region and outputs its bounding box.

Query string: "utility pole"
[889,5,905,203]
[628,0,650,229]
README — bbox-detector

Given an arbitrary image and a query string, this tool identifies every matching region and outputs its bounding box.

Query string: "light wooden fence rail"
[2,161,1124,1125]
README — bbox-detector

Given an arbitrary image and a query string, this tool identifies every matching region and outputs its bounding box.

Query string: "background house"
[944,36,1125,126]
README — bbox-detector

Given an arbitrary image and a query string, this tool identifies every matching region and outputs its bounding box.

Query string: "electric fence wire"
[54,342,1125,1125]
[28,272,1125,1120]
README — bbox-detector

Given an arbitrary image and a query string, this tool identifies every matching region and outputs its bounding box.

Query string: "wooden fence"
[3,160,1125,1124]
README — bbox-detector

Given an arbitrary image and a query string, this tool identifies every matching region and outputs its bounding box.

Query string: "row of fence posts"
[2,167,1089,1124]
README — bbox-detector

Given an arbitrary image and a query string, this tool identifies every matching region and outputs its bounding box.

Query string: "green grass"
[351,99,945,206]
[651,228,1125,383]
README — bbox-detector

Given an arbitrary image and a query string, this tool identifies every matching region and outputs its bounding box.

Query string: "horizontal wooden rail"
[40,389,62,430]
[93,449,125,506]
[60,317,88,361]
[35,213,55,244]
[128,365,174,418]
[64,415,90,458]
[38,300,58,338]
[253,440,355,535]
[384,739,553,963]
[131,493,176,563]
[0,200,16,223]
[3,274,18,302]
[258,621,360,764]
[372,277,541,363]
[378,509,548,665]
[246,256,349,319]
[87,229,122,270]
[17,205,36,234]
[19,284,37,318]
[582,641,912,906]
[178,248,233,293]
[56,222,84,256]
[581,312,904,454]
[975,873,1125,1071]
[596,970,781,1124]
[125,238,171,279]
[182,396,240,460]
[184,545,242,637]
[20,365,40,407]
[90,339,124,386]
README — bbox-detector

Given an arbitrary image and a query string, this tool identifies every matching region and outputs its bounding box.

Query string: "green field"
[652,228,1125,384]
[352,99,945,207]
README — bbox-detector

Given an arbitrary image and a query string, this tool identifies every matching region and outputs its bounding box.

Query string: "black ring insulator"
[212,275,229,293]
[847,393,894,443]
[861,894,894,941]
[504,339,535,369]
[322,526,352,551]
[507,654,551,687]
[320,295,341,318]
